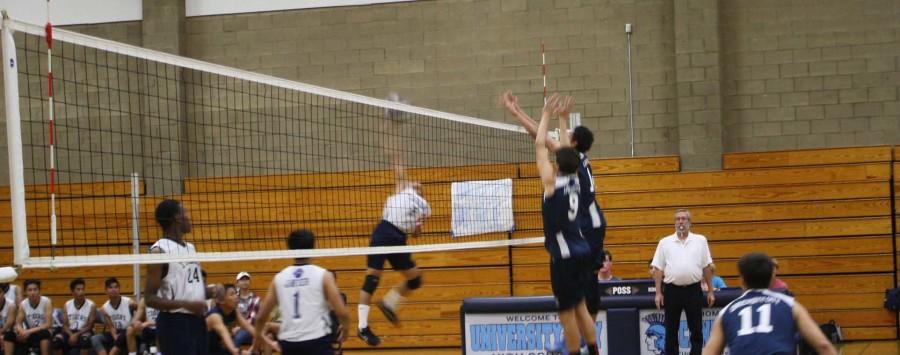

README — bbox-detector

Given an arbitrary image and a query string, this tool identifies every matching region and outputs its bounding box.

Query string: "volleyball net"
[0,17,546,269]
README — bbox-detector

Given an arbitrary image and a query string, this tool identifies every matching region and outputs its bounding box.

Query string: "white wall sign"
[451,178,514,237]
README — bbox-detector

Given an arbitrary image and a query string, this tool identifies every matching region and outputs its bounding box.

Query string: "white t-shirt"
[21,296,51,329]
[382,187,431,232]
[65,298,95,331]
[651,232,713,286]
[151,238,206,314]
[102,297,133,330]
[5,285,18,305]
[0,299,11,328]
[274,264,330,342]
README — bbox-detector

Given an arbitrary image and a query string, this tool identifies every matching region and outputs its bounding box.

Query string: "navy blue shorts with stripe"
[550,254,593,311]
[367,220,416,271]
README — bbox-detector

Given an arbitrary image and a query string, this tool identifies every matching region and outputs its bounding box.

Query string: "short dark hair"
[104,277,119,289]
[738,252,775,289]
[155,199,181,230]
[572,126,594,153]
[556,147,580,175]
[222,283,236,294]
[70,278,85,291]
[0,283,8,293]
[23,279,40,289]
[604,250,613,262]
[288,229,316,250]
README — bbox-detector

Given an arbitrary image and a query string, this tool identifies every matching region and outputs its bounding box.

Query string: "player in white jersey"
[92,278,137,355]
[4,280,52,355]
[131,298,159,354]
[357,106,432,346]
[252,230,350,355]
[0,284,18,355]
[145,199,210,355]
[53,278,96,355]
[4,285,21,308]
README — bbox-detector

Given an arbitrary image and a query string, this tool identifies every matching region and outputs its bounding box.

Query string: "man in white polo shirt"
[651,209,715,355]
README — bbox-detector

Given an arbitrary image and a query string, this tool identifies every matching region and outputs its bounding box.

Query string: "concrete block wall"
[0,0,897,178]
[721,0,900,152]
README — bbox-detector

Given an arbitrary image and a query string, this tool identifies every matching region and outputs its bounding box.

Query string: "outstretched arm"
[557,96,574,148]
[794,303,837,355]
[381,113,413,192]
[536,94,562,196]
[252,281,280,353]
[701,316,725,355]
[502,91,561,151]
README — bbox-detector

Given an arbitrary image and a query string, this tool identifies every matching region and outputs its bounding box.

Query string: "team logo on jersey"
[642,313,666,354]
[293,268,304,279]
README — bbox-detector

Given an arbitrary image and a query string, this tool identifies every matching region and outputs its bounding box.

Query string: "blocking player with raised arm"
[356,101,432,347]
[702,252,837,355]
[145,199,210,355]
[251,230,350,355]
[502,91,607,318]
[5,279,52,355]
[534,94,600,355]
[54,278,96,355]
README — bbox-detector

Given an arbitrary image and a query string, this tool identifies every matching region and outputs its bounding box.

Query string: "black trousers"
[664,282,703,355]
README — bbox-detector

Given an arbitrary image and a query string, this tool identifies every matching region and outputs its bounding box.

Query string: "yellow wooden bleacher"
[1,146,898,348]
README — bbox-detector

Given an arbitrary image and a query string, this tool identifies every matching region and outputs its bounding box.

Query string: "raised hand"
[500,91,521,113]
[558,96,575,119]
[542,93,562,118]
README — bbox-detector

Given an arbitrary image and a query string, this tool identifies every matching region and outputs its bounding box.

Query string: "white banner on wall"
[638,308,729,355]
[0,0,142,26]
[451,179,514,237]
[464,311,608,355]
[186,0,415,17]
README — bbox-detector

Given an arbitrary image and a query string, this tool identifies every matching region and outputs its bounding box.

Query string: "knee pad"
[362,275,380,294]
[406,276,423,290]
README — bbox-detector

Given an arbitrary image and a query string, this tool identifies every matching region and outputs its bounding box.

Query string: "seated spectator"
[206,284,253,355]
[5,279,53,355]
[0,284,18,355]
[702,263,727,291]
[131,298,159,355]
[770,258,789,290]
[91,277,136,355]
[597,251,621,282]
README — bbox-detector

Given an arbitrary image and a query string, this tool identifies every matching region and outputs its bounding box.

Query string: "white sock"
[383,288,404,310]
[358,304,370,329]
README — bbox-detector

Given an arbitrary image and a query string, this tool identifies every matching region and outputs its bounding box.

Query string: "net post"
[2,12,31,266]
[131,173,141,299]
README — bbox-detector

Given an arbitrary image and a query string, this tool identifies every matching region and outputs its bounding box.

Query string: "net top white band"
[5,19,527,134]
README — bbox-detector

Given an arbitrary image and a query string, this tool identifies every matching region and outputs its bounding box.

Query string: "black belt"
[665,282,700,289]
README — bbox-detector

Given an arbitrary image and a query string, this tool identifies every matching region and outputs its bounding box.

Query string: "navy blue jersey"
[720,289,797,355]
[576,154,606,257]
[541,175,591,260]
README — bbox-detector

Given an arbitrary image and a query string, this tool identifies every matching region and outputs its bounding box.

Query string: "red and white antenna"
[541,41,547,104]
[45,0,58,254]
